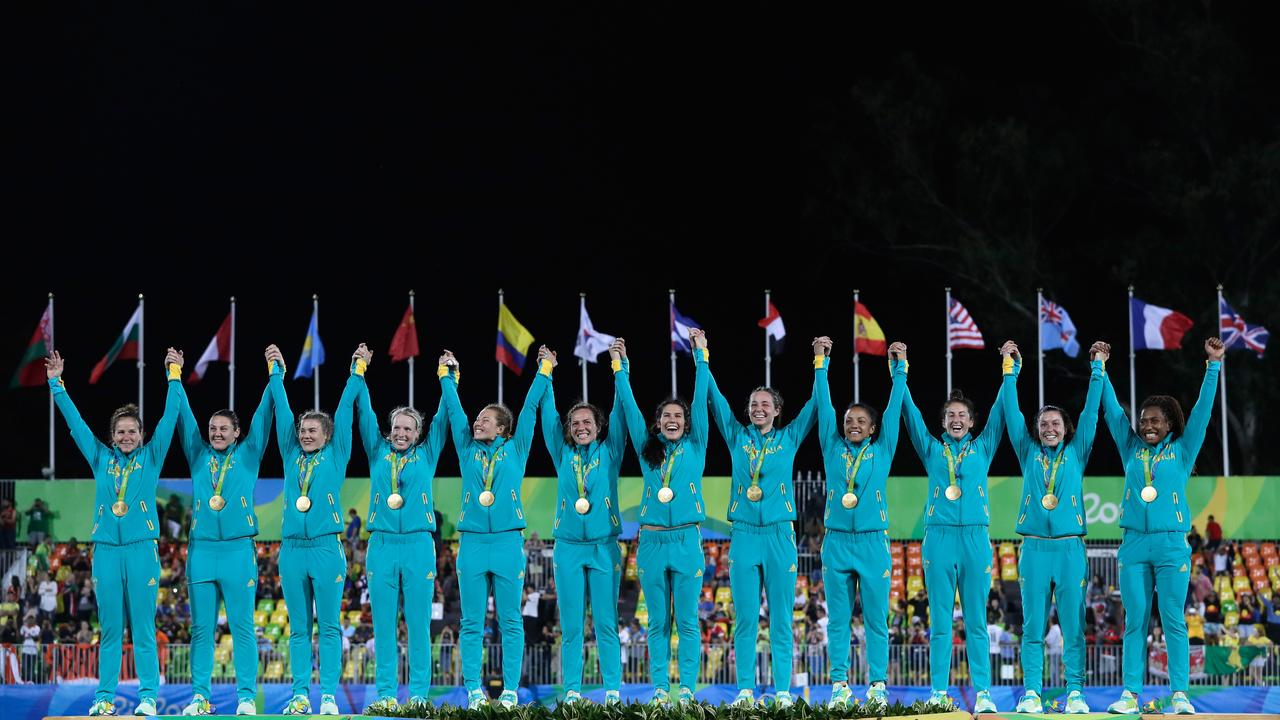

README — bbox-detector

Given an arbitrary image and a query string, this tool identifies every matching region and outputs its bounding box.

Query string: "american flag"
[947,297,985,350]
[1220,298,1268,358]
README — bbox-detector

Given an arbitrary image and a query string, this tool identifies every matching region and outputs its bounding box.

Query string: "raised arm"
[421,393,451,460]
[603,352,629,474]
[1100,371,1137,458]
[690,345,711,447]
[437,353,472,455]
[536,347,563,472]
[144,351,187,467]
[1180,339,1225,462]
[331,353,365,464]
[351,345,382,462]
[899,361,934,462]
[701,333,742,446]
[999,342,1033,462]
[877,343,909,452]
[175,375,206,469]
[241,369,277,462]
[613,354,651,457]
[1071,343,1108,465]
[814,349,836,454]
[511,359,552,457]
[45,352,105,467]
[266,346,300,459]
[975,370,1009,456]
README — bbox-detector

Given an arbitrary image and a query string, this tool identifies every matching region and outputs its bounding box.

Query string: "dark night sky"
[3,2,1277,480]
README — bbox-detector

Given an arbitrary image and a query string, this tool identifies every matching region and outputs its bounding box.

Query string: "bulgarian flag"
[10,301,53,388]
[90,305,143,384]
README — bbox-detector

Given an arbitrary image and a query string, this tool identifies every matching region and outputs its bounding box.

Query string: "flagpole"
[1036,289,1045,409]
[1127,285,1137,430]
[312,294,321,411]
[1217,284,1230,476]
[408,290,416,408]
[669,289,677,397]
[581,293,589,403]
[945,287,953,396]
[852,290,861,404]
[498,289,505,406]
[229,296,237,412]
[764,289,772,387]
[47,293,55,480]
[138,294,145,422]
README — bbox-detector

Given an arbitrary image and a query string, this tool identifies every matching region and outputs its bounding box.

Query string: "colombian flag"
[496,304,535,376]
[854,301,887,356]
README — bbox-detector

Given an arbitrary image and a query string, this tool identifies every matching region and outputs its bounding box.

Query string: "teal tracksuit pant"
[368,531,436,700]
[188,537,259,701]
[922,525,992,691]
[553,539,622,692]
[1019,536,1087,692]
[458,529,526,692]
[93,539,161,703]
[1119,531,1191,693]
[636,525,703,692]
[279,536,347,697]
[729,521,797,692]
[823,529,892,684]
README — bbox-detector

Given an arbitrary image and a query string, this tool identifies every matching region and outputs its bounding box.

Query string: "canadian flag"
[189,313,232,383]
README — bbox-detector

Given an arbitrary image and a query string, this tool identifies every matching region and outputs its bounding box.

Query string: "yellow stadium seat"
[264,660,284,680]
[906,575,924,595]
[1233,576,1252,594]
[715,587,732,605]
[253,611,268,626]
[220,634,234,648]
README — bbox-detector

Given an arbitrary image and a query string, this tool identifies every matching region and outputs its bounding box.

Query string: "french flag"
[1131,297,1194,350]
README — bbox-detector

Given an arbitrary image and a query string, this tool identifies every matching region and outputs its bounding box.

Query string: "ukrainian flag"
[294,309,326,379]
[496,304,535,376]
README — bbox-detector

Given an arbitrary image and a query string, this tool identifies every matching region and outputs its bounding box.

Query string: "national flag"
[294,310,325,380]
[573,298,616,363]
[388,305,420,363]
[1131,297,1193,350]
[1219,298,1268,358]
[758,301,786,355]
[496,303,535,375]
[1039,297,1080,357]
[89,306,142,384]
[188,313,232,384]
[947,297,985,350]
[10,302,53,389]
[670,304,702,354]
[854,302,887,356]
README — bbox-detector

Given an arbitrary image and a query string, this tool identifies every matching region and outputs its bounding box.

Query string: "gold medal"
[111,501,128,517]
[387,493,404,509]
[945,485,962,501]
[295,496,312,513]
[1041,494,1059,510]
[208,495,226,512]
[746,485,763,502]
[1140,486,1158,503]
[657,487,674,504]
[841,492,858,509]
[574,497,591,514]
[478,490,496,507]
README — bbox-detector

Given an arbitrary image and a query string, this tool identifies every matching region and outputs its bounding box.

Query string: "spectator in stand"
[908,590,928,626]
[0,616,17,643]
[1186,607,1205,645]
[1213,546,1231,575]
[24,498,53,546]
[1191,568,1214,607]
[162,494,184,540]
[21,614,41,679]
[1101,622,1121,645]
[1186,525,1203,554]
[37,571,58,622]
[1045,617,1064,688]
[345,508,361,551]
[1259,594,1280,644]
[77,620,94,644]
[1204,515,1222,551]
[0,500,17,549]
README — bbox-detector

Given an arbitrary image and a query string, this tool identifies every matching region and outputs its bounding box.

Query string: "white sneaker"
[1064,690,1090,714]
[181,696,212,716]
[732,689,756,707]
[1171,692,1196,715]
[235,700,257,716]
[974,689,997,713]
[1107,690,1140,715]
[774,691,794,708]
[866,681,888,709]
[466,690,487,710]
[498,689,518,709]
[1015,691,1042,713]
[926,690,954,710]
[319,694,339,715]
[134,699,157,717]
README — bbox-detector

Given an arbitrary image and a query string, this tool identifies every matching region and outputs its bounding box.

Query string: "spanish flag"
[496,304,535,375]
[854,302,887,356]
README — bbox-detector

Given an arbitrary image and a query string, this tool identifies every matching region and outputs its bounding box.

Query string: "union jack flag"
[1219,298,1268,358]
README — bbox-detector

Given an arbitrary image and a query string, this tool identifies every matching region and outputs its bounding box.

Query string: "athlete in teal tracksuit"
[813,340,906,709]
[439,351,550,709]
[46,349,182,717]
[352,345,449,711]
[706,332,820,707]
[268,347,361,716]
[1100,338,1223,716]
[901,353,1007,711]
[1002,344,1104,714]
[175,357,279,716]
[538,346,627,704]
[615,341,709,704]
